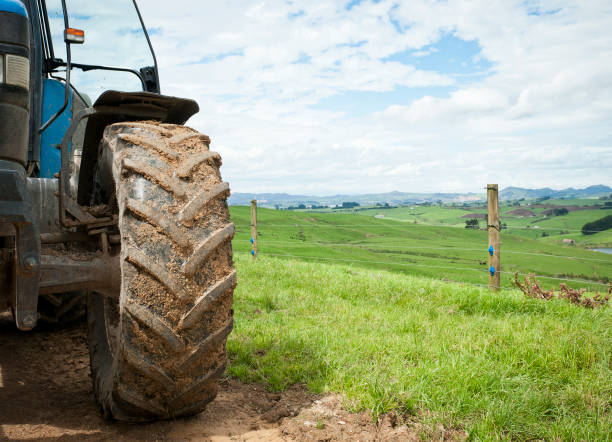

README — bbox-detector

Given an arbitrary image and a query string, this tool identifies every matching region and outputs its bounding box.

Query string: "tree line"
[582,215,612,235]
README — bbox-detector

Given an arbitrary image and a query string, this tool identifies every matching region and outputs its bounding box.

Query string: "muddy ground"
[0,312,462,441]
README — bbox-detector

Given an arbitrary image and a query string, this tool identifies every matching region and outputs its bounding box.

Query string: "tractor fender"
[76,91,199,205]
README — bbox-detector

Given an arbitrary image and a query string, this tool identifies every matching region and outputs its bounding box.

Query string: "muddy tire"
[87,121,235,421]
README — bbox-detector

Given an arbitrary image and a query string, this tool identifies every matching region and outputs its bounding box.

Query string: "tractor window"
[44,0,156,101]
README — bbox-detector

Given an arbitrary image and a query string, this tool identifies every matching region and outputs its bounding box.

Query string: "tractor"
[0,0,236,421]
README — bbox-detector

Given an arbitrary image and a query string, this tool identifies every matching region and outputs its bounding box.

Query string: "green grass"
[231,207,612,291]
[505,209,610,234]
[354,205,482,227]
[540,198,605,206]
[579,230,612,248]
[346,201,612,245]
[228,253,612,440]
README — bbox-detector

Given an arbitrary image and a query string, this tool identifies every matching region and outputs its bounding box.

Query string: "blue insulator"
[251,249,255,256]
[488,245,494,256]
[489,266,495,276]
[250,238,254,244]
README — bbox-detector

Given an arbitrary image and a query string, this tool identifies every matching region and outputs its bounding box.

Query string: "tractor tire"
[87,121,235,421]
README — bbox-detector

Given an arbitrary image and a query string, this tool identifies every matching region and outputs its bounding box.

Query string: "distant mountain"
[230,186,611,208]
[499,185,612,200]
[229,185,612,208]
[230,190,481,208]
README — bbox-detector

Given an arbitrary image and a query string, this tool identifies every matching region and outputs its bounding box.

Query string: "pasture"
[228,253,612,440]
[230,206,612,291]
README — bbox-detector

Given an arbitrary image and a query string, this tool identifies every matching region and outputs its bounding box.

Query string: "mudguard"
[75,91,199,205]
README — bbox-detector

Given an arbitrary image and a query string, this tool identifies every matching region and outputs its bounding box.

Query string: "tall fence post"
[251,199,258,260]
[487,184,500,291]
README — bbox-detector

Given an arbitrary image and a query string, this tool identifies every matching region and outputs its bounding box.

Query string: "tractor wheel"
[87,121,235,421]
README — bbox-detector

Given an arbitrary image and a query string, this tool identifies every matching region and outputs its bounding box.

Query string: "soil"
[531,204,601,212]
[0,312,465,441]
[505,208,535,217]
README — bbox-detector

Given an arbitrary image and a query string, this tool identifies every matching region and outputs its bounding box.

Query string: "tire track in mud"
[0,312,311,441]
[0,312,459,441]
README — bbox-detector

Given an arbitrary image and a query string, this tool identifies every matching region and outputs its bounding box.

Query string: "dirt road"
[0,312,441,441]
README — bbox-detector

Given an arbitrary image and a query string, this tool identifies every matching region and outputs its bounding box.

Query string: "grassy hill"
[230,206,612,291]
[228,254,612,440]
[342,200,612,245]
[577,229,612,248]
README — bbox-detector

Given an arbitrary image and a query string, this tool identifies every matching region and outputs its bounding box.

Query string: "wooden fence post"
[251,199,258,260]
[487,184,500,291]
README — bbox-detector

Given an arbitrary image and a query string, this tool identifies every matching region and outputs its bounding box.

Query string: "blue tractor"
[0,0,236,421]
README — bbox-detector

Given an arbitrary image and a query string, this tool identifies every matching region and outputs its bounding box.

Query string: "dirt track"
[0,312,435,441]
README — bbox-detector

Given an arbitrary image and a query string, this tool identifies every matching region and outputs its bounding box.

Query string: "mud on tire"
[87,121,235,421]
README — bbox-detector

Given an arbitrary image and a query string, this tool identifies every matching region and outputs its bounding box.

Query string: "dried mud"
[0,312,468,441]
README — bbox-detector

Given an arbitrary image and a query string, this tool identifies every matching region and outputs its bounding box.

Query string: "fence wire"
[238,222,607,234]
[253,240,611,263]
[258,252,610,288]
[236,205,612,291]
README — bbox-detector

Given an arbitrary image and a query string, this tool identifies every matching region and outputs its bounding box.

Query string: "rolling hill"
[229,185,612,208]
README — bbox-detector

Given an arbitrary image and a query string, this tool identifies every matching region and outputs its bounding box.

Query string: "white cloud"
[120,0,612,194]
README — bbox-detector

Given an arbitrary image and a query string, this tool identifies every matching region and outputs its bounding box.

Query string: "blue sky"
[315,34,492,117]
[54,0,612,195]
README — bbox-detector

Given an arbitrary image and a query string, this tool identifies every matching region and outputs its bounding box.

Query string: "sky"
[61,0,612,195]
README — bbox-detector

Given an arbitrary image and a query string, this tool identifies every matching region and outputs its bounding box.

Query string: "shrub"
[465,219,479,229]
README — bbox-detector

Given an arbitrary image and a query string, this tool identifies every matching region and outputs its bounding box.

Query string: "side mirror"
[140,66,160,93]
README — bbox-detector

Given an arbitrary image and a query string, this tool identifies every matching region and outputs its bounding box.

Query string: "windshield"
[45,0,155,101]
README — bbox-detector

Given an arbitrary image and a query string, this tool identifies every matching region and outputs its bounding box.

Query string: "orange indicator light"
[64,28,85,44]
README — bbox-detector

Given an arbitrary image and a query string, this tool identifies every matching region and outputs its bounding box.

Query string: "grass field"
[538,198,607,206]
[577,229,612,248]
[314,198,612,245]
[228,253,612,440]
[230,206,612,292]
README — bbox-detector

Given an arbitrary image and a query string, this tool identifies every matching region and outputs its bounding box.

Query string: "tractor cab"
[13,0,160,179]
